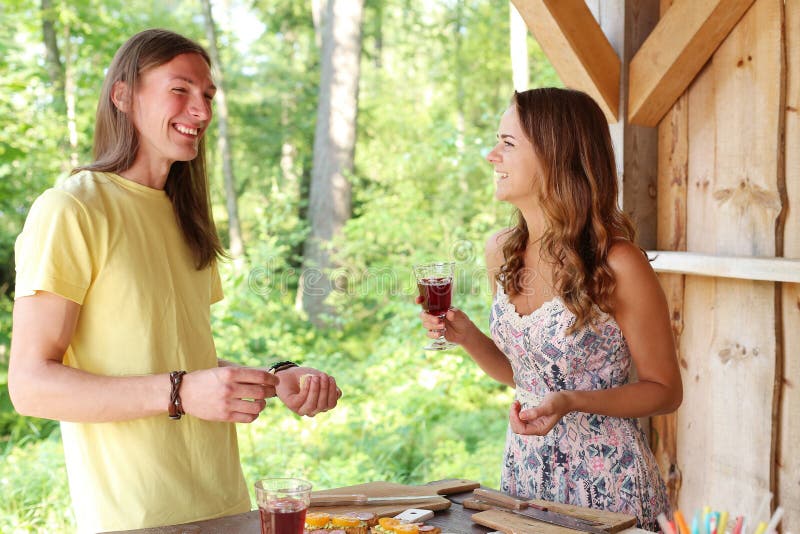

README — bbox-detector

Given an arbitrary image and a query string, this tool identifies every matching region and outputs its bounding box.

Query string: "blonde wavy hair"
[497,88,636,332]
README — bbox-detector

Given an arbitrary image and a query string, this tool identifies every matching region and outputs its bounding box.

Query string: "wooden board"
[780,2,800,532]
[471,499,636,534]
[628,0,755,126]
[679,0,782,515]
[309,479,479,518]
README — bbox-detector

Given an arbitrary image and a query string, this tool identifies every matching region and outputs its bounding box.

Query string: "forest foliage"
[0,0,559,530]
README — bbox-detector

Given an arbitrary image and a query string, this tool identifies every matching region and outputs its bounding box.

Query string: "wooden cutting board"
[471,499,637,534]
[309,478,479,518]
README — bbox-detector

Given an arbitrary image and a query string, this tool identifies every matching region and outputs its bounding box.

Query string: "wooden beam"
[511,0,621,122]
[649,251,800,283]
[628,0,755,126]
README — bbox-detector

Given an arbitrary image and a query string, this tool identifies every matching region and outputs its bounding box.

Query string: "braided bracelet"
[168,370,187,420]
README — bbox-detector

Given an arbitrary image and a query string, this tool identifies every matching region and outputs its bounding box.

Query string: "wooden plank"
[650,0,688,509]
[511,0,621,122]
[628,0,756,126]
[470,504,635,534]
[308,480,477,516]
[780,0,800,531]
[679,0,783,515]
[678,276,777,512]
[648,251,800,283]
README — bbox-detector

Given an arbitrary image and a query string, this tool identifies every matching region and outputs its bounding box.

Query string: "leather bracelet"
[168,370,187,420]
[267,360,298,374]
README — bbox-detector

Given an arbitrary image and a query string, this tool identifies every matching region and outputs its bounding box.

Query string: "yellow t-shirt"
[14,171,250,533]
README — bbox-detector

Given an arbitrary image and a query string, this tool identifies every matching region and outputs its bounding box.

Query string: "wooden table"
[105,492,655,533]
[104,491,492,533]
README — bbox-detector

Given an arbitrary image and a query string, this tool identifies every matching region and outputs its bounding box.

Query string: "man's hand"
[274,366,342,417]
[181,366,278,423]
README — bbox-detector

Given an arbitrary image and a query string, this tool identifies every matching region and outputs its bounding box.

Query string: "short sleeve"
[210,259,224,304]
[14,189,94,304]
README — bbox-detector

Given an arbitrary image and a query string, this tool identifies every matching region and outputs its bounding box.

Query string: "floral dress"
[490,283,669,530]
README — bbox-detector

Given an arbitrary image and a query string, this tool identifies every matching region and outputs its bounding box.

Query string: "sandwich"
[303,512,441,534]
[304,511,377,534]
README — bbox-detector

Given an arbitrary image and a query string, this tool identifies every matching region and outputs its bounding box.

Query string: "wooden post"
[588,0,660,250]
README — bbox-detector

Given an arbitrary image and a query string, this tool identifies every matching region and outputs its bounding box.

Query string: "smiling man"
[8,29,342,533]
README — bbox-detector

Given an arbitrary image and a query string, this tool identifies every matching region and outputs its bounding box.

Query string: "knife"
[310,494,444,506]
[463,497,610,534]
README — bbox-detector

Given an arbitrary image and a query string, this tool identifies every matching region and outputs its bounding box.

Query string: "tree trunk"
[509,1,529,92]
[454,0,466,190]
[373,0,384,69]
[200,0,244,260]
[302,0,365,326]
[312,0,325,48]
[279,29,300,198]
[63,24,78,169]
[41,0,77,170]
[40,0,64,113]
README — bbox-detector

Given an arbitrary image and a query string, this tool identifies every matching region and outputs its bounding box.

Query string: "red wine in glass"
[413,262,457,351]
[255,478,311,534]
[417,277,452,315]
[259,499,307,534]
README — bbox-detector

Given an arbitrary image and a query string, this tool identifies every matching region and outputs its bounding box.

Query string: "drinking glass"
[254,478,312,534]
[413,261,457,351]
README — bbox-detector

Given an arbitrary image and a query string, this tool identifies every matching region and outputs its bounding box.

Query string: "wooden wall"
[652,0,798,529]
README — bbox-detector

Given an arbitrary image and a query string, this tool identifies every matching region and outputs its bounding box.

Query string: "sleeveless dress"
[489,282,669,530]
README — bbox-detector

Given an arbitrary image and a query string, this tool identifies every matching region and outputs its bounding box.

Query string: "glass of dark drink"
[254,478,312,534]
[413,261,457,351]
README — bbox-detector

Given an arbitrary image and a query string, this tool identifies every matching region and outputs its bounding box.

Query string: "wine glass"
[413,261,457,351]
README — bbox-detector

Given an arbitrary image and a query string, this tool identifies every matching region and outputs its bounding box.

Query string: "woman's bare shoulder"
[606,239,662,310]
[485,228,513,270]
[607,239,650,274]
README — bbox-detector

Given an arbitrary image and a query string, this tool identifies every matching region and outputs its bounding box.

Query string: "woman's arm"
[513,241,683,434]
[419,230,515,387]
[9,291,277,423]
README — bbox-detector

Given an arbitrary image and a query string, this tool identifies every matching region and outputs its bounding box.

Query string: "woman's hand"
[416,296,476,345]
[274,366,342,417]
[181,366,278,423]
[509,392,571,436]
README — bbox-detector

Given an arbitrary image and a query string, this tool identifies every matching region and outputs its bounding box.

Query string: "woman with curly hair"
[418,88,682,529]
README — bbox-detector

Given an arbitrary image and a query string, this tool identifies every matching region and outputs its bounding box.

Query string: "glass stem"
[436,314,447,342]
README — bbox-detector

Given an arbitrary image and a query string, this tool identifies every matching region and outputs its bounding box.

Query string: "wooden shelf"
[648,250,800,283]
